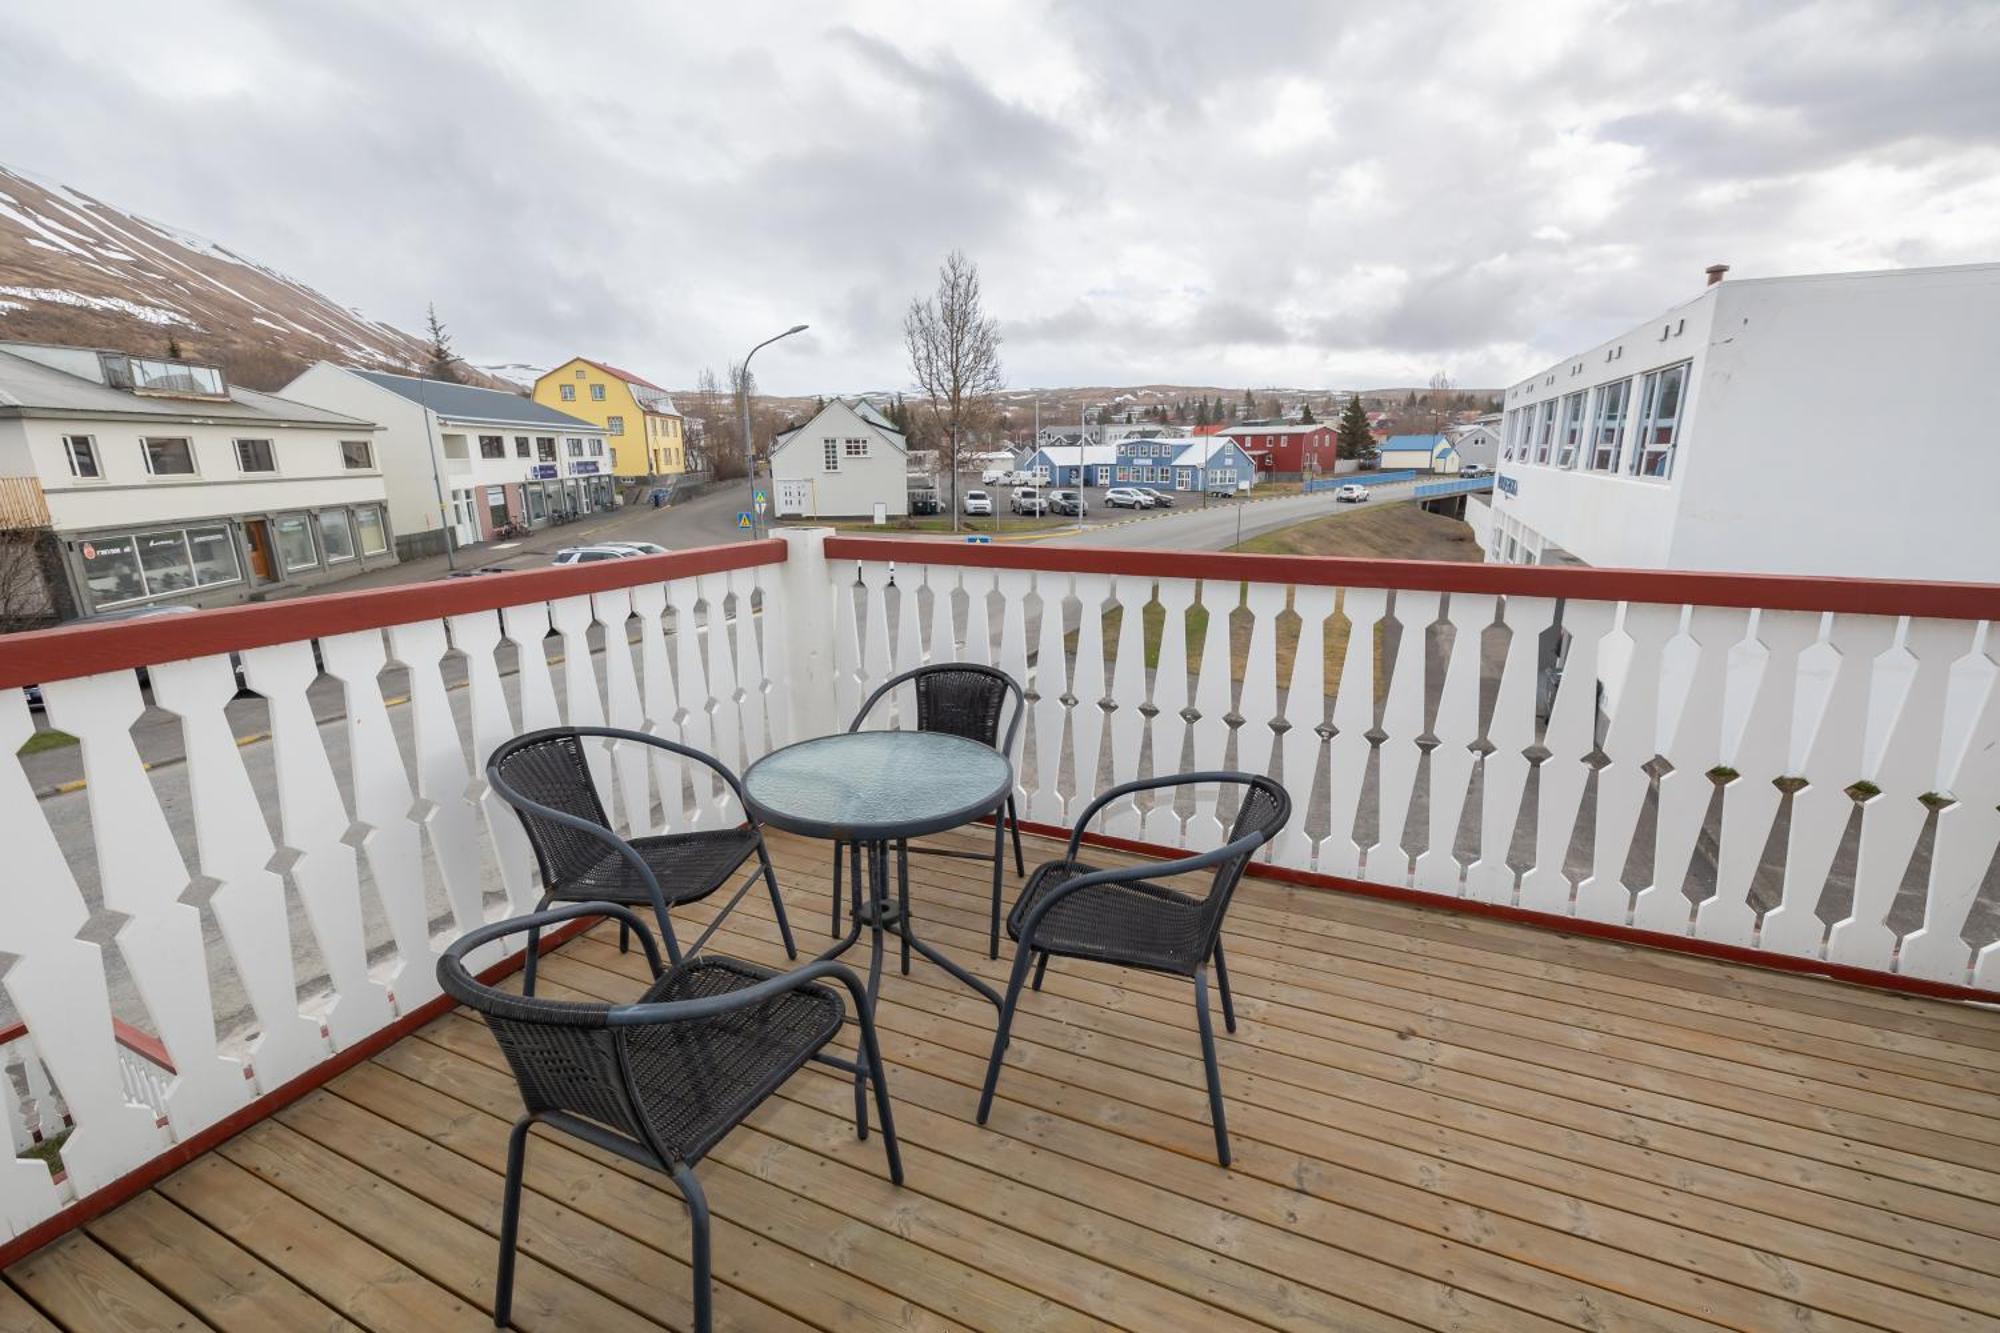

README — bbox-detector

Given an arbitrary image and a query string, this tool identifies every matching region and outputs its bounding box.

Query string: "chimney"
[1705,263,1730,286]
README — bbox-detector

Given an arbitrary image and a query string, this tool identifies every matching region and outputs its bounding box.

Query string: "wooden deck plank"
[156,1152,491,1332]
[5,1233,203,1333]
[589,914,1986,1333]
[756,845,2000,1239]
[85,1190,356,1333]
[11,825,2000,1333]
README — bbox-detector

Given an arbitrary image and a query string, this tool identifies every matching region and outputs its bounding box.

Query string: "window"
[536,436,557,461]
[560,383,576,401]
[590,439,604,457]
[590,384,606,401]
[567,437,586,457]
[479,434,506,460]
[354,506,388,556]
[843,438,868,459]
[823,439,840,472]
[62,434,101,478]
[187,525,240,586]
[141,437,196,476]
[607,415,624,436]
[135,529,196,594]
[340,440,374,469]
[1556,392,1586,469]
[273,513,318,571]
[1631,361,1689,478]
[79,535,144,605]
[1588,379,1630,472]
[1534,401,1555,464]
[514,435,530,458]
[318,509,357,562]
[575,368,586,379]
[235,438,276,473]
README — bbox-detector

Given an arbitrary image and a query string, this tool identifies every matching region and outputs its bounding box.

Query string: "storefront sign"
[1497,475,1519,496]
[571,460,601,475]
[529,463,558,480]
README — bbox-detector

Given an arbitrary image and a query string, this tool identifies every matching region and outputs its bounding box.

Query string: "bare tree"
[904,250,1003,529]
[694,366,743,479]
[1426,371,1456,439]
[0,533,60,632]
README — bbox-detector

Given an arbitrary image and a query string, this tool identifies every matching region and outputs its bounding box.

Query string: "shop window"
[187,525,240,585]
[354,506,388,556]
[273,514,319,571]
[318,509,357,562]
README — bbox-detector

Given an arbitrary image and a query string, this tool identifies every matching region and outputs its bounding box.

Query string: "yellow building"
[531,357,688,480]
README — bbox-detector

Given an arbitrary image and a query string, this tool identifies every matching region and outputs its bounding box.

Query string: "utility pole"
[738,324,808,539]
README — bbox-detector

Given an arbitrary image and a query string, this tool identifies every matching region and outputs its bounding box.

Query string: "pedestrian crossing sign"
[737,511,754,528]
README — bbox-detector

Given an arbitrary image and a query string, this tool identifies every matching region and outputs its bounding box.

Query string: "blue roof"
[353,370,601,429]
[1381,433,1448,452]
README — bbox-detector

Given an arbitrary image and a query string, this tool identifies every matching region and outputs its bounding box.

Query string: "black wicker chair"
[976,772,1290,1166]
[488,727,797,994]
[832,664,1026,960]
[439,903,901,1332]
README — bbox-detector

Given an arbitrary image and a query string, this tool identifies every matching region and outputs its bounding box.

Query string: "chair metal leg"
[976,945,1038,1124]
[897,840,911,976]
[758,835,798,959]
[1006,795,1025,875]
[855,998,905,1185]
[830,840,843,938]
[1031,951,1050,991]
[495,1114,534,1328]
[1212,938,1236,1034]
[989,807,1006,960]
[671,1162,713,1333]
[1193,966,1231,1167]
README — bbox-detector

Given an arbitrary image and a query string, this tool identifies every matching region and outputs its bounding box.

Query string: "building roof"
[1380,433,1450,453]
[0,344,374,429]
[577,359,682,416]
[1226,421,1329,435]
[1174,436,1251,467]
[1033,441,1120,467]
[770,397,907,458]
[353,369,603,430]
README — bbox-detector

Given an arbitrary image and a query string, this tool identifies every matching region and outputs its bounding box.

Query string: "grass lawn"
[18,727,77,755]
[21,1127,68,1177]
[1068,502,1481,692]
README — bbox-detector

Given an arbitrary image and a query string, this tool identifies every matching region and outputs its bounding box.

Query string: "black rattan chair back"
[489,729,617,890]
[1195,775,1291,950]
[851,662,1024,753]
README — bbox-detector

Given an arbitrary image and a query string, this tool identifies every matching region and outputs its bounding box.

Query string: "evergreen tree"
[423,304,463,383]
[1336,393,1373,460]
[1299,402,1316,424]
[1241,386,1256,415]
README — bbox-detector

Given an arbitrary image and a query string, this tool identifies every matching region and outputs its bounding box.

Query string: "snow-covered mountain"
[0,163,444,390]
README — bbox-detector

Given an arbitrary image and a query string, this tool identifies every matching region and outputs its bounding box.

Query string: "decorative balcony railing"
[1,527,1996,1255]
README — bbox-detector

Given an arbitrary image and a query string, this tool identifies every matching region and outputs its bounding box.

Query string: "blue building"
[1113,436,1257,493]
[1020,442,1119,486]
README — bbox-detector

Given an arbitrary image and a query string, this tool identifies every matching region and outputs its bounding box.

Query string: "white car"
[552,545,641,564]
[1104,487,1154,509]
[981,467,1015,485]
[1334,483,1371,503]
[963,489,994,516]
[600,540,670,555]
[1011,486,1048,515]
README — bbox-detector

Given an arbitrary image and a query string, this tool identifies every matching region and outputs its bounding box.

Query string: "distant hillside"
[0,163,507,392]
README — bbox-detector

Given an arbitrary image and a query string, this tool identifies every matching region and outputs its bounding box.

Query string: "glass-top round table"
[745,730,1012,1010]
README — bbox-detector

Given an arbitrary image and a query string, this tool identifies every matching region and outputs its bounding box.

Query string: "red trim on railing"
[0,539,788,690]
[824,535,2000,621]
[0,1021,25,1047]
[997,814,2000,1006]
[0,915,600,1272]
[110,1020,175,1073]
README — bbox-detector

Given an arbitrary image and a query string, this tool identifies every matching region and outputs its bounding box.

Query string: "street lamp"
[739,323,808,538]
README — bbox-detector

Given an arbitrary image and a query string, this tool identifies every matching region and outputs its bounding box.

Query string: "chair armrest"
[438,901,666,1004]
[551,725,758,811]
[1061,770,1256,861]
[605,958,874,1027]
[1018,827,1268,946]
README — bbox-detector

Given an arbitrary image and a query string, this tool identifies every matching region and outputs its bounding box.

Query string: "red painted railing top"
[0,538,788,689]
[822,535,2000,621]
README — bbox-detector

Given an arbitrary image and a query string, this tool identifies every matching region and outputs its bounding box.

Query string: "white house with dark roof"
[769,399,909,518]
[282,362,610,555]
[0,341,395,622]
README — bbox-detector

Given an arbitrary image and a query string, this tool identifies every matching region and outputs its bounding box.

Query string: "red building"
[1222,422,1339,476]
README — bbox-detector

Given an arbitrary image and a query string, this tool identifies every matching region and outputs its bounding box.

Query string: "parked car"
[1011,486,1048,515]
[980,467,1012,485]
[1460,464,1490,477]
[1138,487,1175,507]
[909,490,942,516]
[1104,487,1154,509]
[1006,470,1038,486]
[1047,489,1088,517]
[552,546,641,564]
[600,540,670,555]
[1335,483,1371,503]
[963,489,993,516]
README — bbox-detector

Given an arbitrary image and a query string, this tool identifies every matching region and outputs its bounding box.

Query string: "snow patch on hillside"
[0,286,193,327]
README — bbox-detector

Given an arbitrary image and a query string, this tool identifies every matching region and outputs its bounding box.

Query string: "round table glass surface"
[742,730,1013,841]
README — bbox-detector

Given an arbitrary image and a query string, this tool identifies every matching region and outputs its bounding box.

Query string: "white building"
[1449,420,1501,470]
[1480,262,2000,577]
[0,342,395,621]
[769,398,909,518]
[282,363,612,556]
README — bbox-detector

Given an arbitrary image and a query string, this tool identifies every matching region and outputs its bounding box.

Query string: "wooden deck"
[7,826,2000,1332]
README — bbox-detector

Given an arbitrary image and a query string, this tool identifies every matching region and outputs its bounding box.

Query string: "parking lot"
[946,478,1238,530]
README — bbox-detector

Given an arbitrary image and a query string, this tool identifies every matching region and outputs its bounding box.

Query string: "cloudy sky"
[4,0,1996,393]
